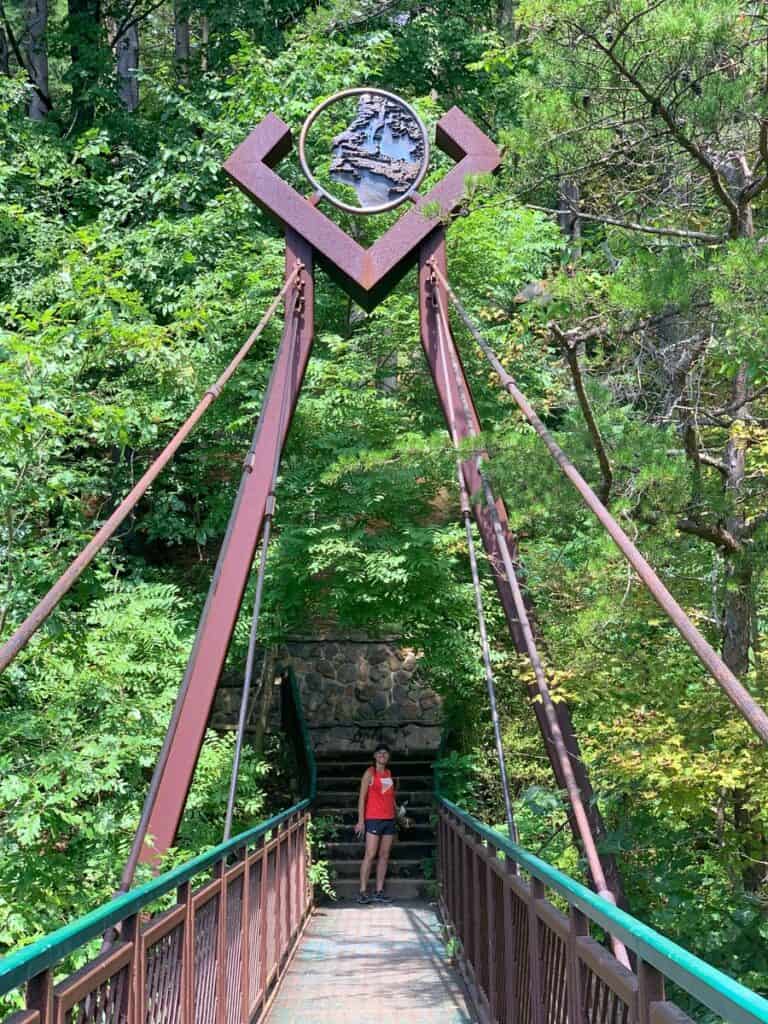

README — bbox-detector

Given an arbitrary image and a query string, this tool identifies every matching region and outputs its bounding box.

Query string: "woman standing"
[354,743,396,903]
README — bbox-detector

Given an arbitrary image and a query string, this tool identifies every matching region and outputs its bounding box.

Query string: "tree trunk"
[24,0,48,120]
[115,19,138,110]
[721,363,752,678]
[498,0,515,39]
[0,25,10,75]
[558,177,582,259]
[173,1,190,76]
[199,14,208,71]
[68,0,101,132]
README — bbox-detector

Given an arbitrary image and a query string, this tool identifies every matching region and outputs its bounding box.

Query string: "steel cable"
[432,287,519,848]
[429,261,768,748]
[223,275,305,842]
[0,266,302,678]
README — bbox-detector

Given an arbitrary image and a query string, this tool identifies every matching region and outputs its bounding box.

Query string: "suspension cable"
[429,261,768,748]
[432,286,518,848]
[429,264,631,967]
[0,266,302,678]
[223,275,305,842]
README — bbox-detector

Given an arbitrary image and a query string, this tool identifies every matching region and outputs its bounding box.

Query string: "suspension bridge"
[2,91,768,1024]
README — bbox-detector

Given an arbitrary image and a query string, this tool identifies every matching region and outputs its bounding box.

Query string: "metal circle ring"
[298,87,430,216]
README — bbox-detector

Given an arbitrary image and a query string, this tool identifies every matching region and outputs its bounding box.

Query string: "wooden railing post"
[240,850,250,1024]
[485,850,499,1020]
[503,856,519,1024]
[177,881,192,1024]
[461,823,472,960]
[568,905,588,1024]
[214,859,226,1024]
[472,837,483,984]
[257,836,269,1007]
[639,960,666,1024]
[275,823,284,966]
[527,878,545,1024]
[26,970,52,1024]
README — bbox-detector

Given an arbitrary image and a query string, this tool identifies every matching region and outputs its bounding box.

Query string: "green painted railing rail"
[0,800,310,997]
[436,794,768,1024]
[0,667,316,1001]
[283,666,317,799]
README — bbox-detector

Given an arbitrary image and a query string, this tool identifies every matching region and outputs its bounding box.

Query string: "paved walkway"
[268,900,477,1023]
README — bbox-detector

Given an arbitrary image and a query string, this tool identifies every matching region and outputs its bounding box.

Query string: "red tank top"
[365,768,395,819]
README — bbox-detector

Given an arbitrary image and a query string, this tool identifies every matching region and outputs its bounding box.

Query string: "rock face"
[211,637,442,755]
[330,92,424,207]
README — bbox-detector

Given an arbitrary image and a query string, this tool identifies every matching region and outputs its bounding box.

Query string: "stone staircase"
[313,751,437,901]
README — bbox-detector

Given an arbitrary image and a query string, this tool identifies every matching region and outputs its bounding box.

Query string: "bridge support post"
[134,229,314,866]
[418,229,627,909]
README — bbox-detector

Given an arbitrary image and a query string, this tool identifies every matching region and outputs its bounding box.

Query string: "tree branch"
[741,119,768,203]
[744,509,768,539]
[676,517,741,552]
[527,204,724,244]
[550,321,614,504]
[699,453,729,476]
[109,0,166,47]
[572,20,742,234]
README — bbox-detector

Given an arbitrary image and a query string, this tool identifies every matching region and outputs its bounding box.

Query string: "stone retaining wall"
[211,637,442,754]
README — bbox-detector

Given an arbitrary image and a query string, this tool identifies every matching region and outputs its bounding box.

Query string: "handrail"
[282,667,317,799]
[0,799,309,997]
[435,794,768,1024]
[0,667,317,1001]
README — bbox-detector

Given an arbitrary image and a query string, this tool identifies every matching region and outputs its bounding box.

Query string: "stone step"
[327,823,436,843]
[313,806,434,827]
[326,841,434,861]
[330,858,428,879]
[320,878,428,902]
[314,762,436,780]
[316,774,433,792]
[314,789,432,808]
[313,757,436,770]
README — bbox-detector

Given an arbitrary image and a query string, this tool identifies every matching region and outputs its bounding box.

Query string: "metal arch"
[297,87,430,216]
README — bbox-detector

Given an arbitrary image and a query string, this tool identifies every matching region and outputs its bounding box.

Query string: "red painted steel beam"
[418,230,627,908]
[140,230,314,864]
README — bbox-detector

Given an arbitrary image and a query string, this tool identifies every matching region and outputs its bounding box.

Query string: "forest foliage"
[1,0,768,1004]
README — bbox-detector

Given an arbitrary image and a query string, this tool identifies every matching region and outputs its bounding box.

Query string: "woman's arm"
[355,768,371,836]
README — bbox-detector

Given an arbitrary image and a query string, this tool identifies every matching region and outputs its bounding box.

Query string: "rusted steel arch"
[418,231,628,911]
[139,233,314,865]
[217,110,626,907]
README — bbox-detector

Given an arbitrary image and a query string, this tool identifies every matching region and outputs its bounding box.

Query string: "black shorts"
[365,818,396,836]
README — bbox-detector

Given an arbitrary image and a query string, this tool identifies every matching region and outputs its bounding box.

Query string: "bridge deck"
[268,900,476,1022]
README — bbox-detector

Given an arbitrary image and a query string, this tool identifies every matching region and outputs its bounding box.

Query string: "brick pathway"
[268,900,477,1023]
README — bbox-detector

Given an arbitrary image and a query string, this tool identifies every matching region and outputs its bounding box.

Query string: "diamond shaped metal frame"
[223,106,501,311]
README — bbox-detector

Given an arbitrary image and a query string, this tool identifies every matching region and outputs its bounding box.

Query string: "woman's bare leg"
[375,833,395,891]
[360,832,380,893]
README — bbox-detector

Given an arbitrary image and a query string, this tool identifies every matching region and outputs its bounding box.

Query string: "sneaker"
[373,890,392,903]
[356,891,371,904]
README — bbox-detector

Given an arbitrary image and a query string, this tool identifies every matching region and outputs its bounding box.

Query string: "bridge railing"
[436,798,768,1024]
[0,669,317,1024]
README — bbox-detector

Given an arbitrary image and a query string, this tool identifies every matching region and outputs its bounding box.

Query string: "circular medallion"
[298,88,430,215]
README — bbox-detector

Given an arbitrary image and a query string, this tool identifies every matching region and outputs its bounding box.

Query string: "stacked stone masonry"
[211,637,442,754]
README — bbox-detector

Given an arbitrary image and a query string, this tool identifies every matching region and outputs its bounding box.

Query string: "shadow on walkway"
[267,899,477,1023]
